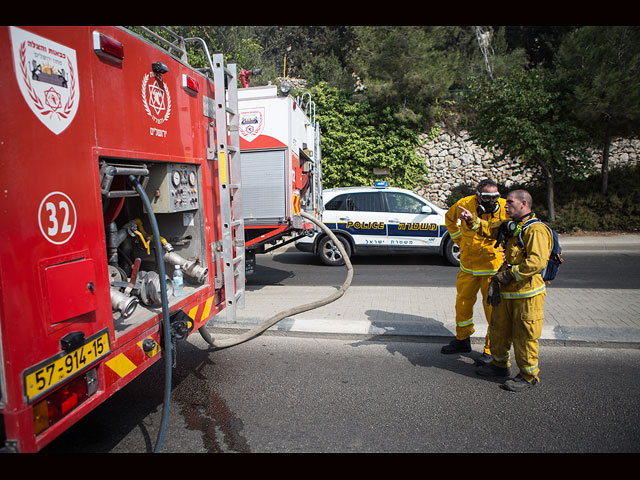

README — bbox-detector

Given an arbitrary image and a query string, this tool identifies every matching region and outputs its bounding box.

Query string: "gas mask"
[477,191,500,215]
[494,220,519,249]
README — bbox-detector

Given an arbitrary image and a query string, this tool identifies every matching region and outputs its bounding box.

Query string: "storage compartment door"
[241,150,286,222]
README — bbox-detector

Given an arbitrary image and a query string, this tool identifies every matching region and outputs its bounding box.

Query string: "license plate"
[23,329,110,403]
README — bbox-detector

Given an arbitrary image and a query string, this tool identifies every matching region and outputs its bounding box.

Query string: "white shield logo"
[239,108,265,142]
[10,26,79,135]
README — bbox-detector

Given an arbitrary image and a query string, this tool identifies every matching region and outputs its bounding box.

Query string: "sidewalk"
[207,234,640,347]
[556,232,640,252]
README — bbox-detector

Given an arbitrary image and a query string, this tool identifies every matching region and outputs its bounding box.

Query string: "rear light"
[182,74,199,93]
[93,31,124,61]
[33,368,98,436]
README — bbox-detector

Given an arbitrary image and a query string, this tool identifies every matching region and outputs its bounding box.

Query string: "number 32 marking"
[38,191,77,244]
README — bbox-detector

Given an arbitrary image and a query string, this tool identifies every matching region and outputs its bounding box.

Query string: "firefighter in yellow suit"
[441,179,508,365]
[458,189,552,392]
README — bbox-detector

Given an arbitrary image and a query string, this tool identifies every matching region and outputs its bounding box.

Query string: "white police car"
[296,182,460,266]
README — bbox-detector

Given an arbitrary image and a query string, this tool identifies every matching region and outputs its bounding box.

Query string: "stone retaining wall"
[415,128,640,207]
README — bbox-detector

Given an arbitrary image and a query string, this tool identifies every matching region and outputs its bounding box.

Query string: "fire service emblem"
[10,26,79,135]
[141,72,172,124]
[239,108,265,142]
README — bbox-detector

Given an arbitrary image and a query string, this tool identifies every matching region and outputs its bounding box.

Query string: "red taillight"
[33,369,97,436]
[182,74,199,93]
[93,31,124,61]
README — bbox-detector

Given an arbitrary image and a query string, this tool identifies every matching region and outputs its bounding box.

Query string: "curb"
[206,317,640,349]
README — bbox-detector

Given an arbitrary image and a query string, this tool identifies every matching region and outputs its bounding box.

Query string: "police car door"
[341,192,388,249]
[384,191,442,251]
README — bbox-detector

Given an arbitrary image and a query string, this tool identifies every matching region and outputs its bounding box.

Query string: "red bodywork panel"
[0,26,228,452]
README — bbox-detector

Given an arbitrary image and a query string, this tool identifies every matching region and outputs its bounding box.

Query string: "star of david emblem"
[141,73,172,124]
[148,80,166,115]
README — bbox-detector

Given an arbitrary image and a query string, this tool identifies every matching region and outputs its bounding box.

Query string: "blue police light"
[374,181,388,188]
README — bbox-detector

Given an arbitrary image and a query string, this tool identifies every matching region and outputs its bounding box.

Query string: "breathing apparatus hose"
[128,175,172,454]
[198,210,353,350]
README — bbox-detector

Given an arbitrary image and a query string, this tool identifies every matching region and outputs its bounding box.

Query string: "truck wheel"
[318,235,351,266]
[444,237,460,266]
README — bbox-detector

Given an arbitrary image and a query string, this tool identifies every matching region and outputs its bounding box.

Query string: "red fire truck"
[0,26,245,452]
[238,84,322,274]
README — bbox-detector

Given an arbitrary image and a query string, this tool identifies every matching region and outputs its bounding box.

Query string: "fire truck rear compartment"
[100,159,209,338]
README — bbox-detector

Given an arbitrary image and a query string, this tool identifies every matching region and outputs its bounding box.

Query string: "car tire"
[318,234,351,266]
[444,236,460,266]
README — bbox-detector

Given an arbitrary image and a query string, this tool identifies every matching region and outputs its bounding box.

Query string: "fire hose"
[128,175,172,454]
[198,210,353,349]
[124,187,351,451]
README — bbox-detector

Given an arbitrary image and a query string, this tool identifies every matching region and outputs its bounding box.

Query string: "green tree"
[312,82,428,190]
[350,26,463,128]
[503,26,579,69]
[129,26,268,79]
[555,26,640,195]
[467,69,591,221]
[246,26,357,85]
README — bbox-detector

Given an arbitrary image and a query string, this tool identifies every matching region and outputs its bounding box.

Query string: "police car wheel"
[318,235,351,266]
[444,237,460,266]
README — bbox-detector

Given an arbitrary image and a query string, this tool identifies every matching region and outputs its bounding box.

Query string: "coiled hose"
[128,175,172,454]
[198,211,353,349]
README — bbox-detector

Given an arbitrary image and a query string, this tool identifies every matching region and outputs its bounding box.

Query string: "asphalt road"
[40,249,640,453]
[43,334,640,453]
[249,247,640,290]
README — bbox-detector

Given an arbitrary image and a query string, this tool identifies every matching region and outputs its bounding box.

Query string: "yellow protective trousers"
[489,293,545,383]
[454,270,493,354]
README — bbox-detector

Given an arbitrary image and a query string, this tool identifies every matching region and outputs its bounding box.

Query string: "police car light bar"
[374,181,388,188]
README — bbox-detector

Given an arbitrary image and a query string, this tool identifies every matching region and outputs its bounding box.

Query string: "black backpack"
[518,218,563,283]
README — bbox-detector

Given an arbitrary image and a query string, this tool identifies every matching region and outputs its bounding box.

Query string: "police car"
[296,182,460,266]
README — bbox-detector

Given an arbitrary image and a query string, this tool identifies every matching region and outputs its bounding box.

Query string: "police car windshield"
[385,192,425,214]
[324,194,348,210]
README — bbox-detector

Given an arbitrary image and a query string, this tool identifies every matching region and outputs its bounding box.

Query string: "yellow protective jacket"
[468,213,552,299]
[445,195,508,276]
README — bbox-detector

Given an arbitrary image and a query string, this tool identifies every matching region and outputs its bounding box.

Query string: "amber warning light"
[93,31,124,61]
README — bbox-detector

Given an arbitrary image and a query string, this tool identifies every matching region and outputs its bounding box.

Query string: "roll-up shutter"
[241,150,287,221]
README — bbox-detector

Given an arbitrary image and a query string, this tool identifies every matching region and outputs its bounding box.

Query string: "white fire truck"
[0,26,246,452]
[238,84,323,274]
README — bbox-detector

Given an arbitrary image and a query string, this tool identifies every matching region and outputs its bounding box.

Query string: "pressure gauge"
[172,170,181,187]
[188,171,196,186]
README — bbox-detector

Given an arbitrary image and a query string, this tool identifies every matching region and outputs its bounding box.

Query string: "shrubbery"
[312,82,430,191]
[445,163,640,233]
[528,163,640,233]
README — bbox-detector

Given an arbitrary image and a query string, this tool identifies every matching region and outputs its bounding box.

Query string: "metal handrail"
[133,26,188,62]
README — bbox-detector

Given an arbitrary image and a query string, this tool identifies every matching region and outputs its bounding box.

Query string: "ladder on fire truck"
[132,28,245,321]
[211,55,246,321]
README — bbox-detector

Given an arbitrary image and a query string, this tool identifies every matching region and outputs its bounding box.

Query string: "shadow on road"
[346,309,504,384]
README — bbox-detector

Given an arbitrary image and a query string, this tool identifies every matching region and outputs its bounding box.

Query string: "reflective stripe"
[450,229,461,239]
[511,264,524,282]
[501,284,546,299]
[457,317,474,327]
[492,352,510,363]
[460,261,499,276]
[522,363,539,373]
[470,217,480,231]
[105,354,137,378]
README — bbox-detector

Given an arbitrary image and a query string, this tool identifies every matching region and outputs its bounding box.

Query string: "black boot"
[475,353,493,366]
[476,363,509,377]
[501,375,539,392]
[441,337,471,354]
